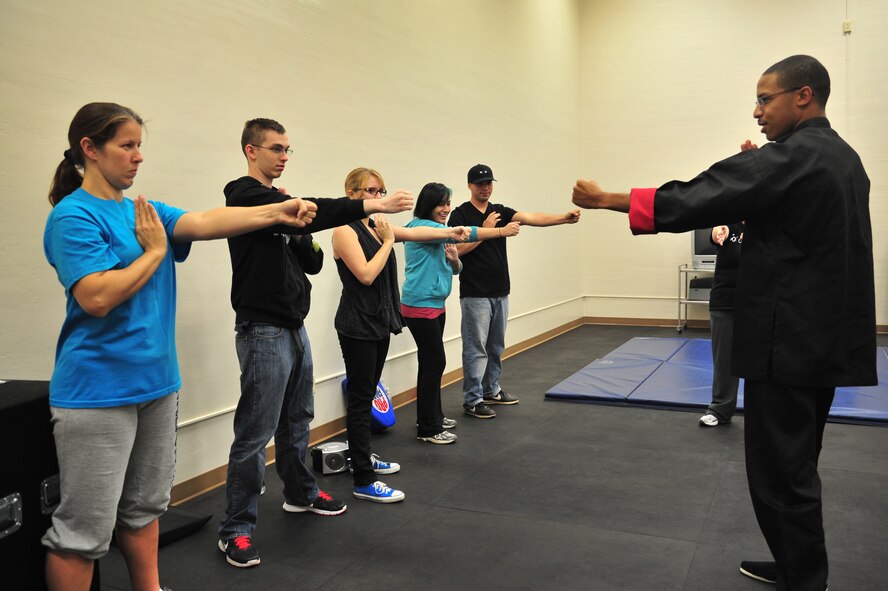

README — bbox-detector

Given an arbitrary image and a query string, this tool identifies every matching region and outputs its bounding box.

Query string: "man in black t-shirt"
[448,164,580,418]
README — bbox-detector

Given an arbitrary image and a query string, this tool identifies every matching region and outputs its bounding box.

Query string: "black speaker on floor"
[0,380,99,590]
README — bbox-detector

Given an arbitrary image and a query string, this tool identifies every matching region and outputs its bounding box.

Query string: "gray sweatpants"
[42,392,178,560]
[708,310,740,421]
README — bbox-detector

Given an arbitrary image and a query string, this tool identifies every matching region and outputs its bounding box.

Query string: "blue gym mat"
[545,338,888,426]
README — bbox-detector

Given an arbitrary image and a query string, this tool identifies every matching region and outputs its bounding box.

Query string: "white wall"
[578,0,888,322]
[1,0,883,486]
[0,0,584,483]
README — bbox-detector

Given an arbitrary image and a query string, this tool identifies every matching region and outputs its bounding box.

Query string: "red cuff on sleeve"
[628,188,657,235]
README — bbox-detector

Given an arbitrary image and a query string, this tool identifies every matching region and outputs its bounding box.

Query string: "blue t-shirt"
[43,188,191,408]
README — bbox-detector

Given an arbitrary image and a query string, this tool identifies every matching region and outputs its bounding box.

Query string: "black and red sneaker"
[282,489,347,516]
[218,535,260,568]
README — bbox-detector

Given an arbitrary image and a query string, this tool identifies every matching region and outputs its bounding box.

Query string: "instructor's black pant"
[744,380,834,591]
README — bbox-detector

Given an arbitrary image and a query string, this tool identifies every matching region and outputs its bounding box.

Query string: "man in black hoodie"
[218,118,412,568]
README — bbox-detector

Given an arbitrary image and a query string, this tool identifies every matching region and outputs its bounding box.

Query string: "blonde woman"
[332,168,468,503]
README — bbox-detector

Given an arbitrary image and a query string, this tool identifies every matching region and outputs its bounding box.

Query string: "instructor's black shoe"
[739,561,777,584]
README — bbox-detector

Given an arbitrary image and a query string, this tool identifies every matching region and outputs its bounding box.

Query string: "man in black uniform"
[218,118,412,568]
[572,55,875,590]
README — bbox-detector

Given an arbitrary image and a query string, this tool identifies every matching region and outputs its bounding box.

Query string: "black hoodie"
[224,176,366,328]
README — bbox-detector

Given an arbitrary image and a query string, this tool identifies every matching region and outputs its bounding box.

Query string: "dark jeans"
[744,380,834,591]
[405,314,447,437]
[219,323,318,540]
[338,333,390,487]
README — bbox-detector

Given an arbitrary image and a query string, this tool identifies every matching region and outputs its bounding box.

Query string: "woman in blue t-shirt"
[42,102,316,590]
[401,183,520,444]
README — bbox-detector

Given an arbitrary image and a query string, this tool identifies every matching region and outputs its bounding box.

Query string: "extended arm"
[513,209,580,226]
[474,222,520,240]
[454,210,505,256]
[572,179,630,212]
[391,224,471,244]
[362,190,414,215]
[172,198,317,242]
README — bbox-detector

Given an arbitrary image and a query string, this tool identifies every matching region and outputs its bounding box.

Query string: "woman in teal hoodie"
[402,183,520,444]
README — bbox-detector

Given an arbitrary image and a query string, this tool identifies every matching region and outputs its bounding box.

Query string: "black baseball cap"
[467,164,496,184]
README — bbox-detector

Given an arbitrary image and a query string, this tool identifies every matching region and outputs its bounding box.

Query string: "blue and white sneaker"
[350,453,400,475]
[370,453,400,475]
[353,481,405,503]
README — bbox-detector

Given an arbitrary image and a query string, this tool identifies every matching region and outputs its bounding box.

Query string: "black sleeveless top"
[334,220,404,340]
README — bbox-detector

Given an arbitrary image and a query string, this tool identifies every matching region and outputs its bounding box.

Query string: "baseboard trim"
[170,315,885,503]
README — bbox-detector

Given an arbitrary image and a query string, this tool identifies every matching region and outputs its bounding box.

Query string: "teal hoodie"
[401,218,477,308]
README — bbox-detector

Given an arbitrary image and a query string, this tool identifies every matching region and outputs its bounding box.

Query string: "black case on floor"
[0,380,100,590]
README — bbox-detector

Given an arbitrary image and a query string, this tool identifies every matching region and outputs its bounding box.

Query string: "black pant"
[405,314,447,437]
[744,380,834,591]
[338,333,390,487]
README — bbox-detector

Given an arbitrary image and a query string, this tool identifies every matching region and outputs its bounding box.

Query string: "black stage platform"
[100,325,888,590]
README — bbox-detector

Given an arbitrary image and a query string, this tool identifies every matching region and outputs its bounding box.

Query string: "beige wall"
[0,0,884,485]
[578,0,888,322]
[0,0,584,483]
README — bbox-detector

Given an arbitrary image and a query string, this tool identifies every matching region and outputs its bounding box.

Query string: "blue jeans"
[460,296,508,406]
[219,323,318,540]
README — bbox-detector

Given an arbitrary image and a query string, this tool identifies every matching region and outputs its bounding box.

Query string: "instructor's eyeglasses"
[361,187,388,196]
[754,87,802,107]
[251,144,293,155]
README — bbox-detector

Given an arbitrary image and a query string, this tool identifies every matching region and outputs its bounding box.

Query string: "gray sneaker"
[464,402,496,418]
[417,431,457,444]
[483,389,519,405]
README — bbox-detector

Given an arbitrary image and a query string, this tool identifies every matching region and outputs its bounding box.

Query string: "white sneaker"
[698,413,720,427]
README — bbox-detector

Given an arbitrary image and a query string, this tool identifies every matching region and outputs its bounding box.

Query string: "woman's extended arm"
[391,224,471,243]
[172,197,317,242]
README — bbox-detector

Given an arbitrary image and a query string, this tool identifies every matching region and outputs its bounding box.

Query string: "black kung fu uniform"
[627,117,875,590]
